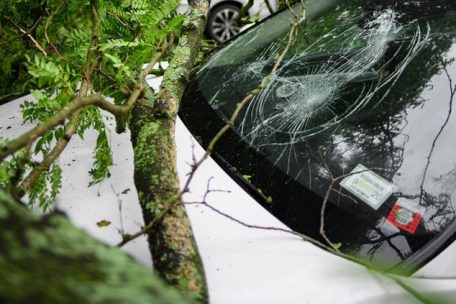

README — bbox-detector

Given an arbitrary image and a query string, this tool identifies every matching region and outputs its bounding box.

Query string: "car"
[178,0,456,301]
[178,0,279,42]
[3,0,456,303]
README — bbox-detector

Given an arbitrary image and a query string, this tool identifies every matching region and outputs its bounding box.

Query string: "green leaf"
[88,129,113,186]
[50,165,63,200]
[98,38,142,51]
[27,56,73,90]
[28,163,63,211]
[333,242,343,250]
[242,174,252,182]
[104,53,134,81]
[96,219,112,227]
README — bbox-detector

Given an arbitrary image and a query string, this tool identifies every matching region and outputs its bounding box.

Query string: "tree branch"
[0,190,190,303]
[121,2,306,251]
[17,111,79,196]
[13,3,103,196]
[0,35,174,161]
[128,1,209,301]
[5,16,47,56]
[0,94,104,161]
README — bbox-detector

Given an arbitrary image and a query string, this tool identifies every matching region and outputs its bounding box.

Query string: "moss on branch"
[0,191,191,303]
[129,1,209,302]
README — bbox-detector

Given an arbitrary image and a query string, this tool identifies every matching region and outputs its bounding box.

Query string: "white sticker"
[395,208,415,225]
[340,164,394,209]
[395,198,426,215]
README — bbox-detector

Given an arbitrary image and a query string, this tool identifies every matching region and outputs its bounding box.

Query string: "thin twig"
[44,1,64,58]
[5,16,47,56]
[187,200,331,249]
[0,15,42,47]
[80,4,101,96]
[319,180,339,251]
[331,188,359,205]
[111,185,126,237]
[317,146,395,250]
[419,56,456,204]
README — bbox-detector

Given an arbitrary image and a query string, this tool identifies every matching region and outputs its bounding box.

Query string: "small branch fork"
[5,16,48,57]
[184,178,331,250]
[317,146,395,252]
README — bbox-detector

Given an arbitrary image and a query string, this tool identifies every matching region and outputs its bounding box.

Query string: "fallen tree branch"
[0,190,191,304]
[121,3,306,248]
[0,94,105,160]
[129,1,209,301]
[0,36,174,161]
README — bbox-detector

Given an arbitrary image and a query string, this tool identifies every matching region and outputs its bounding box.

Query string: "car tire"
[206,4,242,43]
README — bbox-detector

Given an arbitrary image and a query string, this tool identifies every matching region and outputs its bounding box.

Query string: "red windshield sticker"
[387,200,425,234]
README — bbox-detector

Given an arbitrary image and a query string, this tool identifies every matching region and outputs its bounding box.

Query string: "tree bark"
[130,1,209,302]
[0,191,190,303]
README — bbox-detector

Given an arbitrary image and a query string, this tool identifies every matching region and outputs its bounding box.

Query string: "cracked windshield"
[181,0,456,271]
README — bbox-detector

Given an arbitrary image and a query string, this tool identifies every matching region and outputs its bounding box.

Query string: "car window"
[180,0,456,272]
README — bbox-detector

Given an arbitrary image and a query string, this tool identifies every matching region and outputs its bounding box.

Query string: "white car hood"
[1,88,456,303]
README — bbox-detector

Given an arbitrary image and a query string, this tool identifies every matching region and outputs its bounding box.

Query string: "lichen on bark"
[0,191,191,304]
[129,1,209,302]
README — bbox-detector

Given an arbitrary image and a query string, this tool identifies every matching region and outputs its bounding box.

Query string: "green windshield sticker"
[340,164,394,209]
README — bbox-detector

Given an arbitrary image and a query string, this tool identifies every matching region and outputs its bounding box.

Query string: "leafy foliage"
[21,90,71,123]
[27,55,74,90]
[0,0,185,210]
[0,138,23,193]
[28,163,62,211]
[90,131,112,186]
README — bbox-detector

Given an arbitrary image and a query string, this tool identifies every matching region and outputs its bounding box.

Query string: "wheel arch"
[210,1,244,11]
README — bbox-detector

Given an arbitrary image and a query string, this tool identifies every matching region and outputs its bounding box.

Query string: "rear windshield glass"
[180,0,456,271]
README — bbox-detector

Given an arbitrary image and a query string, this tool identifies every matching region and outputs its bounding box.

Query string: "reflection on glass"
[181,0,456,271]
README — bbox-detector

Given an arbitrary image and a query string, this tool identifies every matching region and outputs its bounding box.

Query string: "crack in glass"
[238,10,430,149]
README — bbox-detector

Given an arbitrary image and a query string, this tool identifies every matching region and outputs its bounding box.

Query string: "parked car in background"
[179,0,279,42]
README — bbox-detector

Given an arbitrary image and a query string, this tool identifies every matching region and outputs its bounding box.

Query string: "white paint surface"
[2,87,456,302]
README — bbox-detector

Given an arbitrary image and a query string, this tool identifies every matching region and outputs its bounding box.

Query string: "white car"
[178,0,456,302]
[3,0,456,303]
[179,0,279,42]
